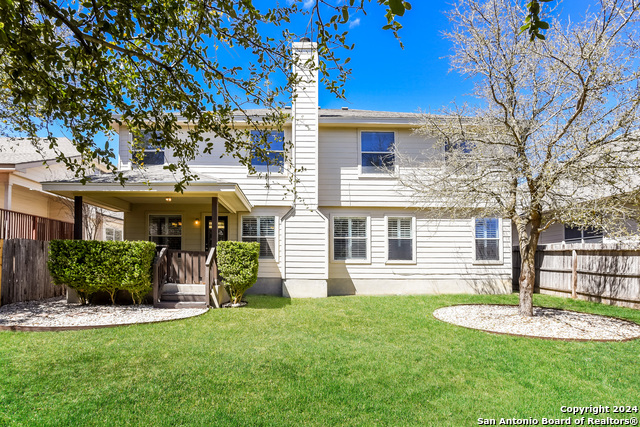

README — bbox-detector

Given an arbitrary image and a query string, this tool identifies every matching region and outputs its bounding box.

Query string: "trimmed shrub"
[216,241,260,304]
[48,240,156,304]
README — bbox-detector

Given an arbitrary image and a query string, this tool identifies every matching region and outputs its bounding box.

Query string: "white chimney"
[291,38,319,209]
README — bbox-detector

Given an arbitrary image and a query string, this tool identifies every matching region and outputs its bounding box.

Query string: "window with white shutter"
[333,217,368,261]
[474,218,500,261]
[242,216,276,259]
[387,217,413,261]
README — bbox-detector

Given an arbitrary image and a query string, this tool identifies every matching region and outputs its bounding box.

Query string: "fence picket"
[513,244,640,308]
[0,239,64,306]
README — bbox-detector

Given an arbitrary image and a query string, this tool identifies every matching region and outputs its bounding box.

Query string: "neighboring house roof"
[0,137,79,166]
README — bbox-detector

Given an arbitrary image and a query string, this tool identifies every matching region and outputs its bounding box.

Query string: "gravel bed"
[433,304,640,341]
[0,297,208,329]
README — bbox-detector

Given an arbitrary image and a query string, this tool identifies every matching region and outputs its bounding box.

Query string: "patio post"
[74,195,83,240]
[212,196,218,284]
[211,196,219,251]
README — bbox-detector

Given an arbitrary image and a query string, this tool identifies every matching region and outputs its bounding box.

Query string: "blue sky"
[311,0,597,113]
[47,0,598,151]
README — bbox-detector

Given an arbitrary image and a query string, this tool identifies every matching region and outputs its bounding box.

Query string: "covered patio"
[42,168,253,308]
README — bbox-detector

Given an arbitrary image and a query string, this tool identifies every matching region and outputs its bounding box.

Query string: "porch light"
[165,197,172,202]
[194,219,200,226]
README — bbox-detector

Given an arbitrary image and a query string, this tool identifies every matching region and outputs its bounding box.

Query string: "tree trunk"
[517,220,541,317]
[518,249,535,316]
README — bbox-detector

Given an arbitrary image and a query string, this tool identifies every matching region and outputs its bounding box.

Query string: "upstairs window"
[251,130,285,173]
[333,217,368,261]
[149,215,181,250]
[242,216,276,259]
[564,225,603,243]
[474,218,500,262]
[360,131,395,174]
[132,131,165,166]
[387,217,414,261]
[444,140,474,164]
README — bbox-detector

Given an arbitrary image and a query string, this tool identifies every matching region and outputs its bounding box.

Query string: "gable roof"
[0,137,80,166]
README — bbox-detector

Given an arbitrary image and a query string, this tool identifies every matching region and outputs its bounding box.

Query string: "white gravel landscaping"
[0,297,208,330]
[433,304,640,341]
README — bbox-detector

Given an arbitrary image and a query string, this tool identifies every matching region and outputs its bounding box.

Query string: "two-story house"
[43,41,512,300]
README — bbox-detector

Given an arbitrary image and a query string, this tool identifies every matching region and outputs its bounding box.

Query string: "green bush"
[216,241,260,305]
[48,240,156,304]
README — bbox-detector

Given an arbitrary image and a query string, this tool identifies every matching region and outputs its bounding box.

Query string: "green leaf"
[388,0,405,16]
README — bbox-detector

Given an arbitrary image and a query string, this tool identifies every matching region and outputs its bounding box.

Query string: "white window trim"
[357,129,398,178]
[239,214,279,262]
[147,213,183,250]
[384,215,417,265]
[126,130,168,169]
[104,227,123,241]
[330,215,371,264]
[247,129,291,178]
[471,217,503,265]
[562,225,604,244]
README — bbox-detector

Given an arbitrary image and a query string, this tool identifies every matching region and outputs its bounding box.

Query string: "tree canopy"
[396,0,640,315]
[0,0,411,189]
[0,0,556,191]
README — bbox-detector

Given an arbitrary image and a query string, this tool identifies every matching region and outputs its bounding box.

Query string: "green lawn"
[1,294,639,426]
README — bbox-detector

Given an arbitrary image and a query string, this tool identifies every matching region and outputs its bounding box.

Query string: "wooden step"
[162,283,206,295]
[161,293,207,303]
[155,301,209,309]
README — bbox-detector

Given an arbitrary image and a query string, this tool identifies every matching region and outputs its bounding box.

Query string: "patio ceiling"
[42,181,252,213]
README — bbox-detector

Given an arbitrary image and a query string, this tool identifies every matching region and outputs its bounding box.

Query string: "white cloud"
[303,0,315,9]
[349,18,361,29]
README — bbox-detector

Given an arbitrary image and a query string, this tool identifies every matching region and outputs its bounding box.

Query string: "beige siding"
[238,207,289,279]
[283,210,328,279]
[10,186,50,218]
[538,222,565,245]
[318,128,431,207]
[118,127,294,206]
[124,203,287,279]
[322,207,512,281]
[119,125,131,167]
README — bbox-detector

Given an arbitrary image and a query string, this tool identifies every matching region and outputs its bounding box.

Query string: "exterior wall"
[117,125,294,206]
[318,127,429,207]
[123,203,288,292]
[100,215,125,241]
[322,207,512,296]
[10,185,49,217]
[1,164,77,222]
[124,202,238,251]
[282,209,328,298]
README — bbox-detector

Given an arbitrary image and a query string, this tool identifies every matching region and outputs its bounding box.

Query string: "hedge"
[216,241,260,304]
[48,240,156,304]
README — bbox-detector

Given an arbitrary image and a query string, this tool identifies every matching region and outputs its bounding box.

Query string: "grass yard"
[1,293,639,426]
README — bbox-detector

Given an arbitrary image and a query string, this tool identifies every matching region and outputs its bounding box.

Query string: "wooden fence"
[513,243,640,308]
[0,208,73,241]
[0,239,65,306]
